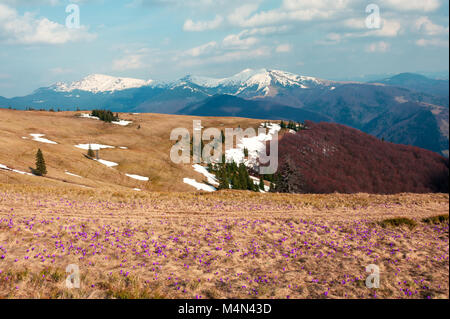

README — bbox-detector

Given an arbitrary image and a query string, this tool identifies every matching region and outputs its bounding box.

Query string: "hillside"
[177,94,330,123]
[0,109,264,192]
[275,121,449,194]
[0,70,448,155]
[371,73,449,98]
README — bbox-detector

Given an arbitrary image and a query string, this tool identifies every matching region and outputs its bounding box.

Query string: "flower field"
[0,184,448,299]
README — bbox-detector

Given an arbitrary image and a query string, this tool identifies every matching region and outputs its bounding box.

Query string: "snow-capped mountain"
[1,69,448,155]
[174,68,331,97]
[51,74,154,93]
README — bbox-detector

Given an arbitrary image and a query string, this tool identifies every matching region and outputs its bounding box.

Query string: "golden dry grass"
[0,109,263,192]
[1,109,448,299]
[0,184,448,299]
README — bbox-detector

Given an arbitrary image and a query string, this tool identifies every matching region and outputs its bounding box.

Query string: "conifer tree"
[35,149,47,176]
[87,144,95,158]
[259,176,265,190]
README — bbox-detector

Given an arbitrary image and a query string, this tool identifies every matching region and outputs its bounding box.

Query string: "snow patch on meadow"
[30,134,58,144]
[65,171,82,178]
[183,178,216,192]
[112,120,132,126]
[126,174,149,181]
[225,123,281,168]
[94,159,118,167]
[75,143,115,151]
[79,113,99,120]
[192,164,219,186]
[0,164,33,176]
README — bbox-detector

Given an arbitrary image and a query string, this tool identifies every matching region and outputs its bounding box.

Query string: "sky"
[0,0,448,97]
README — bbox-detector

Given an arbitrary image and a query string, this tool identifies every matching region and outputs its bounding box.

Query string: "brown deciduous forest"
[275,121,449,194]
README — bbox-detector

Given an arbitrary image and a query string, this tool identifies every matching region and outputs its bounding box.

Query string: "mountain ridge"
[0,69,448,156]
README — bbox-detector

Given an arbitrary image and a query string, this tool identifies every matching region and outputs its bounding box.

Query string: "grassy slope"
[0,109,264,192]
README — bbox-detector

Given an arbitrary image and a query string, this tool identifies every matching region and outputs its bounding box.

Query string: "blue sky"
[0,0,448,97]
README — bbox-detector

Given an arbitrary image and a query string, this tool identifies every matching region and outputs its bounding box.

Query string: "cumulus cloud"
[0,3,96,45]
[414,16,449,36]
[183,15,223,32]
[380,0,441,12]
[184,41,218,57]
[416,38,449,47]
[226,0,352,28]
[222,33,258,49]
[275,43,292,53]
[0,0,60,5]
[365,41,391,52]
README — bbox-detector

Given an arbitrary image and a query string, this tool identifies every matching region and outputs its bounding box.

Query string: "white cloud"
[184,41,218,57]
[112,48,153,71]
[380,0,441,12]
[275,43,292,53]
[183,15,223,32]
[222,33,258,49]
[365,41,390,53]
[0,0,60,5]
[179,47,270,67]
[415,16,449,36]
[0,4,95,45]
[416,38,449,47]
[227,0,352,28]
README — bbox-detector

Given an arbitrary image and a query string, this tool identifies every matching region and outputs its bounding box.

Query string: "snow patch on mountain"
[183,178,216,192]
[225,122,281,167]
[29,134,58,144]
[52,74,153,93]
[180,69,328,96]
[125,174,149,181]
[192,164,219,186]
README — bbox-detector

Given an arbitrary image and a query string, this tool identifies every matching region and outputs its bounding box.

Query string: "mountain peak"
[52,74,153,93]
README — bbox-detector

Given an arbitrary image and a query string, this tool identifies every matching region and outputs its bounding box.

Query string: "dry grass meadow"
[0,109,449,299]
[0,109,263,192]
[0,183,448,299]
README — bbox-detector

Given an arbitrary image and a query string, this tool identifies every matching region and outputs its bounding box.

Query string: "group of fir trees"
[280,120,305,132]
[208,160,267,192]
[91,109,119,123]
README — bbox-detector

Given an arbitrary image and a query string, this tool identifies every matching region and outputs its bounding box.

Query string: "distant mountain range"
[0,69,448,156]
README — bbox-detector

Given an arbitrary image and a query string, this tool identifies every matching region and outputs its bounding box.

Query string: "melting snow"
[94,159,118,167]
[30,134,58,144]
[249,176,270,192]
[125,174,149,181]
[0,164,33,176]
[65,171,82,178]
[112,120,132,126]
[192,164,219,185]
[225,123,281,168]
[79,113,100,120]
[75,143,115,151]
[183,178,216,192]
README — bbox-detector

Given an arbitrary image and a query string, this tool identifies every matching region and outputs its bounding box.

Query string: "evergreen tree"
[231,174,240,189]
[87,144,95,158]
[259,176,265,190]
[35,149,47,176]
